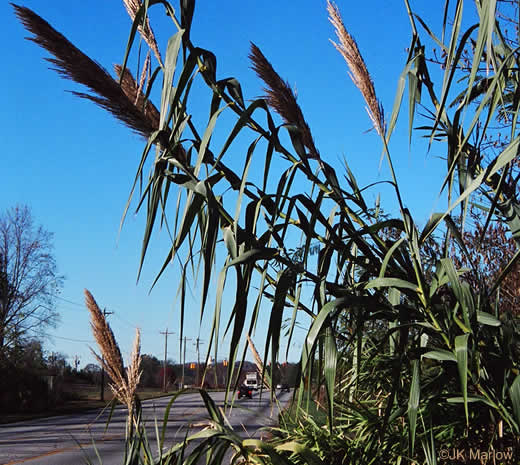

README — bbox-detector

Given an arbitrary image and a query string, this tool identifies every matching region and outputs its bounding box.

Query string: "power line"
[111,311,155,334]
[40,331,93,344]
[53,297,154,333]
[112,312,141,329]
[54,295,84,307]
[53,298,153,333]
[52,297,174,336]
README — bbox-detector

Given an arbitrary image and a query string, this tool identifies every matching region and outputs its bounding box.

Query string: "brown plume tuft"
[327,1,385,137]
[12,4,159,141]
[114,63,160,131]
[249,43,319,160]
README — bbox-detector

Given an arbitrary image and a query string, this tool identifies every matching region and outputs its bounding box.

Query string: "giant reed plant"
[15,0,520,463]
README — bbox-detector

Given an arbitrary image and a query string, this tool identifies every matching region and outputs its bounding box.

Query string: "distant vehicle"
[280,383,290,393]
[238,384,253,399]
[245,371,260,390]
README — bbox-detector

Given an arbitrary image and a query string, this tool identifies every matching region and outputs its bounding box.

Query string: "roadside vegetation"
[0,205,64,418]
[13,0,520,464]
[0,338,177,424]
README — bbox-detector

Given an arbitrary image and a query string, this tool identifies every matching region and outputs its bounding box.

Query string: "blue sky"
[3,1,453,369]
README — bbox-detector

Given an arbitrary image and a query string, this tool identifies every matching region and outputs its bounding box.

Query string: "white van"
[245,372,259,390]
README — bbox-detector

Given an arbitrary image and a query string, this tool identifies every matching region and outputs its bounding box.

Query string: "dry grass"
[327,0,385,137]
[249,43,320,160]
[84,289,141,427]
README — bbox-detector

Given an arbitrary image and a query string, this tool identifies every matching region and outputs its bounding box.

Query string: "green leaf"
[422,350,457,362]
[324,326,337,430]
[441,258,473,331]
[160,29,185,128]
[476,311,501,327]
[199,208,219,323]
[455,334,470,425]
[180,0,195,49]
[447,396,497,408]
[388,288,400,355]
[160,390,186,449]
[197,388,225,424]
[408,360,420,455]
[264,268,295,376]
[509,375,520,426]
[428,0,469,145]
[227,248,278,267]
[223,225,237,260]
[365,277,418,291]
[224,78,245,109]
[275,441,324,465]
[285,283,302,361]
[233,136,261,235]
[215,99,273,167]
[422,136,520,243]
[379,237,406,279]
[193,105,229,179]
[465,0,497,107]
[173,191,204,250]
[301,297,348,381]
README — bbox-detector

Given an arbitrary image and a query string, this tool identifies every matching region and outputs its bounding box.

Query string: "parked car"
[238,384,253,399]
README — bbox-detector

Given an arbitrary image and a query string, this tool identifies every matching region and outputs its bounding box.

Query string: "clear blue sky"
[3,1,452,369]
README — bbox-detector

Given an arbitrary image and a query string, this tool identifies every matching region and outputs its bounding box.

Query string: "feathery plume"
[247,334,270,390]
[249,43,320,160]
[84,289,141,428]
[327,0,385,137]
[114,63,160,131]
[126,328,142,402]
[122,0,163,66]
[137,51,151,105]
[13,4,253,187]
[12,5,160,141]
[85,290,125,386]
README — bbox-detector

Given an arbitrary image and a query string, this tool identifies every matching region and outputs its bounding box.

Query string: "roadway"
[0,389,292,465]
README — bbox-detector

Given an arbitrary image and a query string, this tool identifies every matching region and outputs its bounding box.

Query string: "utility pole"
[194,337,205,387]
[100,308,113,401]
[73,355,81,372]
[181,336,192,389]
[160,328,175,393]
[222,359,229,389]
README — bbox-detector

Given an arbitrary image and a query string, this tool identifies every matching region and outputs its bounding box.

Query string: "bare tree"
[0,205,63,352]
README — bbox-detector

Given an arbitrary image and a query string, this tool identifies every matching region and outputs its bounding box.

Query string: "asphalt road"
[0,390,292,465]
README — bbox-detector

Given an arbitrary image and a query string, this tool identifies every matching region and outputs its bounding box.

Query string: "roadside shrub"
[0,362,50,413]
